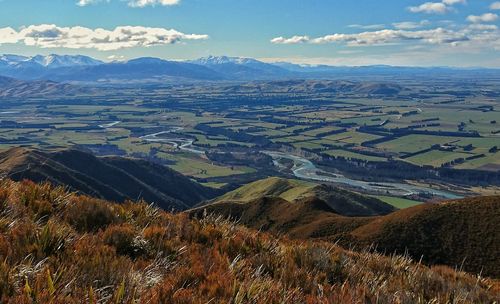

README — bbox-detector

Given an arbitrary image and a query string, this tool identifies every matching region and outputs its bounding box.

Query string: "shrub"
[102,224,147,259]
[64,196,119,232]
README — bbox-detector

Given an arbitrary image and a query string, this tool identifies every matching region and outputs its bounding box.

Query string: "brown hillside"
[194,195,500,278]
[0,147,217,210]
[346,196,500,278]
[0,179,498,303]
[191,196,373,239]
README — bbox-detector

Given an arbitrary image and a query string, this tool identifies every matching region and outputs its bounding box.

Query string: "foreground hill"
[0,180,497,303]
[212,177,395,216]
[0,148,217,210]
[195,193,500,278]
[192,196,373,239]
[346,196,500,278]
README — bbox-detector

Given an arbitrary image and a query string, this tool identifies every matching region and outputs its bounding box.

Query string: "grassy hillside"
[0,179,498,303]
[371,195,423,209]
[213,177,395,216]
[191,196,373,239]
[197,194,500,278]
[0,147,218,210]
[213,177,316,202]
[347,196,500,278]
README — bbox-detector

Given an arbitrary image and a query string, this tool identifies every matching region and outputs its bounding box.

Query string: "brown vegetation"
[194,195,500,278]
[0,179,498,303]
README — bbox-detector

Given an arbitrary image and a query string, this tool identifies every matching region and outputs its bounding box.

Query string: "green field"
[405,150,471,167]
[373,195,423,209]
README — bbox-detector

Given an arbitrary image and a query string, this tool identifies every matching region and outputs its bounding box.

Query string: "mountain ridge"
[2,53,500,83]
[0,147,218,210]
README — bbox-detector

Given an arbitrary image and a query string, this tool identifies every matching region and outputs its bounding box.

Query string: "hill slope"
[0,179,497,303]
[196,193,500,278]
[212,177,395,216]
[192,196,373,239]
[0,76,93,98]
[0,147,217,210]
[346,196,500,278]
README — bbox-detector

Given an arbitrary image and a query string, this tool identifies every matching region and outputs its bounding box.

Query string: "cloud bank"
[271,25,500,50]
[0,24,208,51]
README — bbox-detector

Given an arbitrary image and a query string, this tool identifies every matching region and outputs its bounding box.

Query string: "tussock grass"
[0,179,498,303]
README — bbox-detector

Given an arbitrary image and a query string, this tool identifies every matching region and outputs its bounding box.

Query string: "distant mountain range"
[1,54,499,83]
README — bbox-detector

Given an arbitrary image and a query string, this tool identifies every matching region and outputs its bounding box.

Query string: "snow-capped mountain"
[0,54,105,79]
[190,55,264,66]
[0,54,102,69]
[0,55,29,66]
[29,54,103,69]
[1,53,499,83]
[189,55,291,79]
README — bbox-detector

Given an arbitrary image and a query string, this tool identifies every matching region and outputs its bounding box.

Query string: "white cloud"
[271,25,500,51]
[77,0,107,6]
[0,24,208,51]
[128,0,180,7]
[467,13,498,23]
[409,2,449,14]
[491,2,500,10]
[348,24,386,30]
[408,0,466,14]
[107,54,126,61]
[442,0,466,5]
[0,27,18,44]
[77,0,179,7]
[392,20,430,30]
[467,24,498,31]
[310,28,470,45]
[272,28,470,46]
[270,35,309,44]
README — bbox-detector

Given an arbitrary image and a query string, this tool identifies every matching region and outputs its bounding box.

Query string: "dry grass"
[0,179,498,303]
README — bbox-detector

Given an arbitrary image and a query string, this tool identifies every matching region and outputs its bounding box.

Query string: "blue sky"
[0,0,499,67]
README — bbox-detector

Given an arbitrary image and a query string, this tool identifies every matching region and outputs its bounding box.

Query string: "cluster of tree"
[195,123,271,146]
[318,155,500,185]
[206,151,273,168]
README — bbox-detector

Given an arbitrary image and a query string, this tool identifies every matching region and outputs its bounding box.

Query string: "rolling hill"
[195,182,500,278]
[0,75,93,98]
[0,147,218,210]
[191,196,373,239]
[0,179,497,303]
[345,196,500,278]
[216,79,404,95]
[211,177,396,216]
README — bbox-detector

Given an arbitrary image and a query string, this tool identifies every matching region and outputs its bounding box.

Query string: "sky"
[0,0,499,67]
